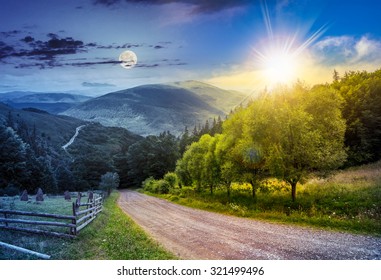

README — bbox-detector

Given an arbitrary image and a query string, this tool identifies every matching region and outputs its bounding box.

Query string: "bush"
[143,177,171,194]
[164,172,178,189]
[142,177,156,192]
[156,180,171,194]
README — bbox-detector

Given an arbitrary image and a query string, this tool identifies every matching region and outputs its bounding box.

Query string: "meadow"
[151,161,381,236]
[0,192,175,260]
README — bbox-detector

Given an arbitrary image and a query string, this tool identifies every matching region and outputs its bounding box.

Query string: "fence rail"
[0,192,103,238]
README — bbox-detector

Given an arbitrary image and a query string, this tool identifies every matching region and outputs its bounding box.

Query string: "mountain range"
[0,92,92,114]
[61,80,247,136]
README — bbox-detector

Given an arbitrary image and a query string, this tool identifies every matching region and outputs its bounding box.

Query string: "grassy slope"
[0,192,176,260]
[149,161,381,236]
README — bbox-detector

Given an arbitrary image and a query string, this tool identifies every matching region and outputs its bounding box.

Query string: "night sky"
[1,0,380,95]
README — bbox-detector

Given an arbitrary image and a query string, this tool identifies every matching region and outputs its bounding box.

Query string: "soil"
[117,189,381,260]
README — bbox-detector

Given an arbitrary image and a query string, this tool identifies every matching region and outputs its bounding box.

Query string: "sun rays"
[253,0,329,87]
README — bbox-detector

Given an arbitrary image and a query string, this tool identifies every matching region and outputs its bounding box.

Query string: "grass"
[0,192,176,260]
[147,161,381,236]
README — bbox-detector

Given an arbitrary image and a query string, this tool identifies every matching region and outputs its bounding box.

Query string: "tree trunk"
[291,181,297,202]
[250,179,256,199]
[210,185,213,195]
[227,183,231,202]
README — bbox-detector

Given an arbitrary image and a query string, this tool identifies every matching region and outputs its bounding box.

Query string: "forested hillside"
[0,104,141,195]
[145,69,381,202]
[1,69,380,200]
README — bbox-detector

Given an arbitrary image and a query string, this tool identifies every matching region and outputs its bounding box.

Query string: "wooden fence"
[0,192,103,238]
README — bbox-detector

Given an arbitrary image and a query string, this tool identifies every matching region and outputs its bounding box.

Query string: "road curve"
[117,189,381,260]
[62,125,86,150]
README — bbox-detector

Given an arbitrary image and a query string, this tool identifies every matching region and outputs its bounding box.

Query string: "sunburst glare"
[253,0,328,88]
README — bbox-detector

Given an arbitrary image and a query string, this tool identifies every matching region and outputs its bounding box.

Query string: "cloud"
[21,36,35,43]
[0,41,15,59]
[93,0,253,14]
[82,82,116,87]
[1,30,183,70]
[0,30,21,38]
[312,35,381,66]
[1,34,86,62]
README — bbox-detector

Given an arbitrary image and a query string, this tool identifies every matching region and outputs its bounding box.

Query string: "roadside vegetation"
[143,161,381,236]
[0,192,176,260]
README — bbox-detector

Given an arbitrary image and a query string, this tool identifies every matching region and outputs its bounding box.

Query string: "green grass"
[0,192,176,260]
[147,161,381,236]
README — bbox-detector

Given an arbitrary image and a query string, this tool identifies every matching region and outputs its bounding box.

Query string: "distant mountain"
[0,92,92,114]
[61,81,247,136]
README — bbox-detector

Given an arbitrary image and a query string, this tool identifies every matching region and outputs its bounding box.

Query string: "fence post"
[4,212,8,227]
[71,202,77,236]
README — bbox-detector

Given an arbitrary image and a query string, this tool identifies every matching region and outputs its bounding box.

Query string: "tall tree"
[0,123,28,190]
[247,84,347,201]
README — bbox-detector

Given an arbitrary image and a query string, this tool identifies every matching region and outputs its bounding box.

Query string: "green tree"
[127,132,179,187]
[99,172,120,196]
[0,123,28,190]
[334,70,381,164]
[247,84,347,201]
[221,106,265,199]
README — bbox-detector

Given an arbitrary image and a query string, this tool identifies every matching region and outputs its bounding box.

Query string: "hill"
[0,92,92,114]
[0,103,142,191]
[0,102,86,149]
[61,81,247,136]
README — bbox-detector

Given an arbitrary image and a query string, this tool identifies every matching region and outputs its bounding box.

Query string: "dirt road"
[117,190,381,260]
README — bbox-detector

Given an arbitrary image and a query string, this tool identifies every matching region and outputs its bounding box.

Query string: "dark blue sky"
[1,0,380,95]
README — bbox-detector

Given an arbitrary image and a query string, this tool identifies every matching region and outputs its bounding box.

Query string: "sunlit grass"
[149,161,381,236]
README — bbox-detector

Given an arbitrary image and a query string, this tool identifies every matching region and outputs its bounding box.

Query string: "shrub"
[142,177,156,192]
[156,179,171,194]
[164,172,178,189]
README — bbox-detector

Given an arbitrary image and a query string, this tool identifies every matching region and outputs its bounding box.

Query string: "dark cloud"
[1,30,182,70]
[94,0,120,6]
[93,0,253,14]
[0,41,15,59]
[0,30,21,38]
[21,36,35,43]
[1,35,85,62]
[82,82,116,87]
[94,42,143,49]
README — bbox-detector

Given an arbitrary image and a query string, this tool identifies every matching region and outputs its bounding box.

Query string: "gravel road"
[117,189,381,260]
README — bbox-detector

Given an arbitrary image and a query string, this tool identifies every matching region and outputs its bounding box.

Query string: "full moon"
[119,50,137,69]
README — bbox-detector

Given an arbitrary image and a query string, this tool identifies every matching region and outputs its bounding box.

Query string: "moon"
[119,50,137,69]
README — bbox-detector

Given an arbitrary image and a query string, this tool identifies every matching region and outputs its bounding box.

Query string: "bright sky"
[1,0,380,95]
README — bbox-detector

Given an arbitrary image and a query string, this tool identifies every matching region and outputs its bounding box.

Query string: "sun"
[262,50,297,84]
[250,1,328,88]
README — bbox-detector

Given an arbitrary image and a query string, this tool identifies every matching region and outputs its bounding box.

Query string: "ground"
[117,189,381,260]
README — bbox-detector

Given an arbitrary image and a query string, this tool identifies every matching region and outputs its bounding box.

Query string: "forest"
[144,69,381,202]
[1,69,381,202]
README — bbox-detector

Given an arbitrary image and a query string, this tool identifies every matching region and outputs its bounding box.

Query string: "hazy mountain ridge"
[0,102,87,148]
[0,92,92,114]
[61,81,247,136]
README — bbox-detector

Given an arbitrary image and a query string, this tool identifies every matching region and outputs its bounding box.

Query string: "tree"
[333,69,340,82]
[248,84,347,201]
[55,163,76,192]
[99,172,120,196]
[0,123,29,190]
[334,70,381,165]
[221,106,265,199]
[127,132,179,187]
